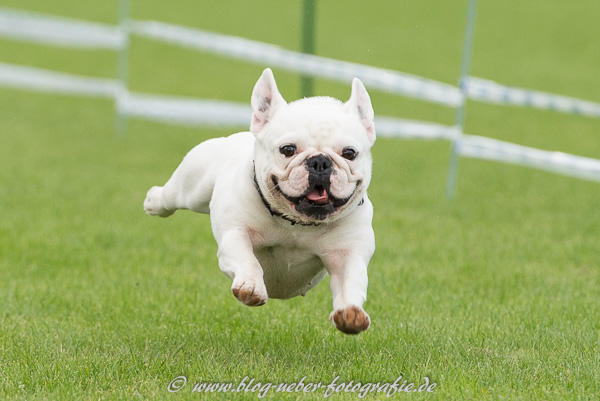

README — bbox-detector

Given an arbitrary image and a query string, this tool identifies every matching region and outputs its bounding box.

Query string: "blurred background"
[1,0,598,168]
[1,0,599,145]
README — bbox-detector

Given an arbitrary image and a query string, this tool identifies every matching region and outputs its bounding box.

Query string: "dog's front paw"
[232,277,268,307]
[144,186,175,217]
[330,305,370,335]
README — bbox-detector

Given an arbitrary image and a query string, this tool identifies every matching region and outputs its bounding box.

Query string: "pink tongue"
[306,187,329,204]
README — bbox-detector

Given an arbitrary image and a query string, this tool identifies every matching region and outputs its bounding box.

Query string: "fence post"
[446,0,478,199]
[300,0,316,98]
[115,0,130,135]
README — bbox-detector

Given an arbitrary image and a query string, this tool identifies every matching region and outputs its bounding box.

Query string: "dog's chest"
[253,244,326,300]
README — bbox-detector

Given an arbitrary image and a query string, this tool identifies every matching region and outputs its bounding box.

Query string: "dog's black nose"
[306,155,333,174]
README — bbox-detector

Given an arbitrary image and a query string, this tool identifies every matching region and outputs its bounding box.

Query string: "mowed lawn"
[1,0,599,400]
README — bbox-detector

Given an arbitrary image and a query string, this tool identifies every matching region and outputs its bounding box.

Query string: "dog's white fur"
[144,69,376,334]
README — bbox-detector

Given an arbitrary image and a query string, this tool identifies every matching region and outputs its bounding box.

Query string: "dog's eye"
[341,147,358,161]
[279,144,297,157]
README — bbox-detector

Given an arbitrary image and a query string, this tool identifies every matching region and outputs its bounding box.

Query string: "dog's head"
[251,68,375,225]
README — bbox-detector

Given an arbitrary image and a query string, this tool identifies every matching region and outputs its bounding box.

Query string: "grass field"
[1,0,599,400]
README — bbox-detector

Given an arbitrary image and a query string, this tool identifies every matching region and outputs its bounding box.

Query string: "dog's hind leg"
[144,164,213,217]
[144,137,228,217]
[144,185,177,217]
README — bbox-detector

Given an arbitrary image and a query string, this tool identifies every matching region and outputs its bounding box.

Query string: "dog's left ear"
[251,68,287,135]
[344,78,375,145]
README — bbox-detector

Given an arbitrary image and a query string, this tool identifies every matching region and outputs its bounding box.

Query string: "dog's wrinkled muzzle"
[270,155,359,221]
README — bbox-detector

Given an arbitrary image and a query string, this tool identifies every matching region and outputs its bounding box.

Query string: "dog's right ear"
[251,68,287,135]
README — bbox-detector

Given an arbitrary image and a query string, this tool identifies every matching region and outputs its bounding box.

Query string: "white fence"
[1,5,599,191]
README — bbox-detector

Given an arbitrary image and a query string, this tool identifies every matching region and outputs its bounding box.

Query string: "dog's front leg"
[323,251,371,334]
[216,228,268,307]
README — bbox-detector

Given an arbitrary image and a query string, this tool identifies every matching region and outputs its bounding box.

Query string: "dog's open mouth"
[273,177,356,220]
[305,185,329,205]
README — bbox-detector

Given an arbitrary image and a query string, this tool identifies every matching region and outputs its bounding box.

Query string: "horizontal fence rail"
[464,77,600,118]
[0,7,125,49]
[130,20,464,107]
[117,92,253,128]
[459,135,600,182]
[375,118,460,141]
[0,6,599,186]
[0,62,120,98]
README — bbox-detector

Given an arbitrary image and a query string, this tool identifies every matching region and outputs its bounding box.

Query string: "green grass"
[1,0,599,400]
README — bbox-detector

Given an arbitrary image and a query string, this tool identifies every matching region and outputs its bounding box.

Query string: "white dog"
[144,69,376,334]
